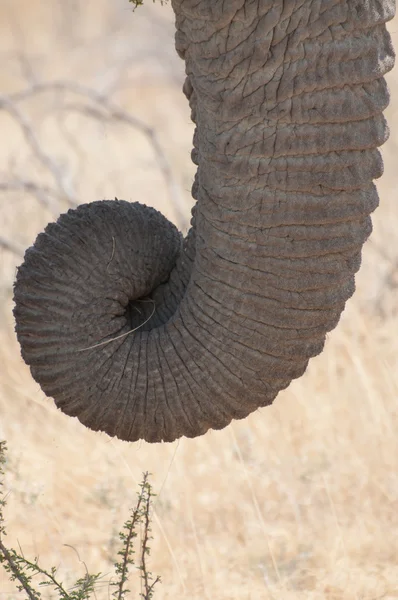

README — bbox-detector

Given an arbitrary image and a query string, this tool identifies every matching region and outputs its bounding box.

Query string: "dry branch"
[0,179,64,217]
[0,94,77,207]
[3,81,189,230]
[0,236,25,258]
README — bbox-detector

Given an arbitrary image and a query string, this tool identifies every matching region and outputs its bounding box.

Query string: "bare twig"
[0,236,25,258]
[6,81,189,229]
[0,94,76,206]
[0,179,64,216]
[67,99,188,224]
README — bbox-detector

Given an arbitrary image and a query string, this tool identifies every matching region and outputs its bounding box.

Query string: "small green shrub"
[0,441,160,600]
[129,0,168,9]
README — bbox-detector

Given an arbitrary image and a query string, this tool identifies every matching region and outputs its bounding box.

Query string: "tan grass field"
[0,1,397,598]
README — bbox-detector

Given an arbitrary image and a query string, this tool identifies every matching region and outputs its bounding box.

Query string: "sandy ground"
[0,2,397,599]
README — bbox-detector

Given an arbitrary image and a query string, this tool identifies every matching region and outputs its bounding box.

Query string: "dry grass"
[0,1,397,598]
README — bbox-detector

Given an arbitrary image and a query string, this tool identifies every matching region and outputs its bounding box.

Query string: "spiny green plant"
[0,441,160,599]
[129,0,168,9]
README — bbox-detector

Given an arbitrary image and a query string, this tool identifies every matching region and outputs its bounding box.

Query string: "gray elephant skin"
[13,1,395,443]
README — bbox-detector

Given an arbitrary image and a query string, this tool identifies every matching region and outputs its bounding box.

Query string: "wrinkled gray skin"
[14,0,395,443]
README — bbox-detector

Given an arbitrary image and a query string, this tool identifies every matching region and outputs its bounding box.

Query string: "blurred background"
[0,1,397,598]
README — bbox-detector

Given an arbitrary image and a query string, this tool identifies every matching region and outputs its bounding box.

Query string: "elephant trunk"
[14,0,395,442]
